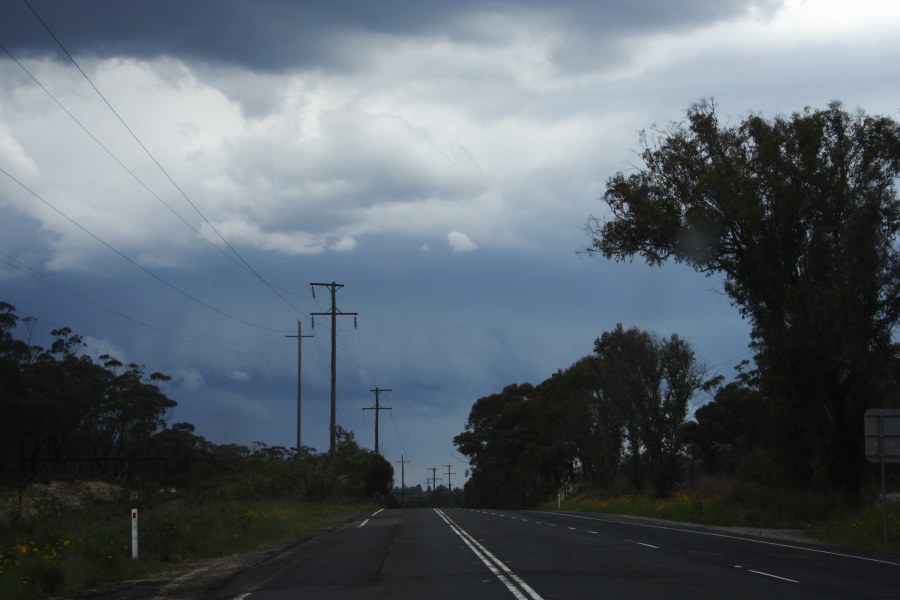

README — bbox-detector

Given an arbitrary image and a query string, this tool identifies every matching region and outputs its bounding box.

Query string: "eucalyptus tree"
[586,101,900,495]
[594,325,708,496]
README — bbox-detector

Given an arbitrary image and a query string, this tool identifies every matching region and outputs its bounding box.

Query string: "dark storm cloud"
[2,0,782,71]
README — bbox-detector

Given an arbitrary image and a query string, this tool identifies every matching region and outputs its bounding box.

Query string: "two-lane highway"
[214,507,899,599]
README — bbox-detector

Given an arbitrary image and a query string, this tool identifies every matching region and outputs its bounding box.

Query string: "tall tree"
[454,383,556,508]
[586,101,900,495]
[594,325,707,496]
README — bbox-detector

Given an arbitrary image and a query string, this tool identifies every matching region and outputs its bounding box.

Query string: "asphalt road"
[213,507,900,599]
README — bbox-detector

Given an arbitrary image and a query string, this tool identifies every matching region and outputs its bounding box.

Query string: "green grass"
[0,497,376,600]
[541,484,900,556]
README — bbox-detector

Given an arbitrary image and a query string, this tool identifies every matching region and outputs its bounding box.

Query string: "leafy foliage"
[586,101,900,495]
[454,325,710,506]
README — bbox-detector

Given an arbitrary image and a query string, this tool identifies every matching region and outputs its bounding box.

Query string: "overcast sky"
[1,0,898,489]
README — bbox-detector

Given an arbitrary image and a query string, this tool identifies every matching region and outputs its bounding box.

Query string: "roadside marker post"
[131,508,138,559]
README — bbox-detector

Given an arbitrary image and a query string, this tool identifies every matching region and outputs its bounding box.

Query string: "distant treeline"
[0,301,393,506]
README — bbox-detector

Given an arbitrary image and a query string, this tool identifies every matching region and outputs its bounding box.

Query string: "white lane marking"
[536,512,900,567]
[357,519,370,528]
[373,508,384,516]
[232,594,251,600]
[633,541,658,549]
[434,508,544,600]
[588,530,598,534]
[746,569,800,584]
[567,527,577,530]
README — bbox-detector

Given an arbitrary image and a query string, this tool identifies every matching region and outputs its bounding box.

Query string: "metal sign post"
[864,409,900,544]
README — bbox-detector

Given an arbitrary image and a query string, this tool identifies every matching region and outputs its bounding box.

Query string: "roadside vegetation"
[0,495,374,600]
[540,479,900,555]
[0,301,393,599]
[456,102,900,555]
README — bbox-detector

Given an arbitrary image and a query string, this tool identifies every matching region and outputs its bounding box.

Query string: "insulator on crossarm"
[311,287,316,300]
[354,316,358,329]
[311,316,315,330]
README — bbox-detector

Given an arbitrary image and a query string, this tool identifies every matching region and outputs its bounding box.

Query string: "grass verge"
[0,497,375,600]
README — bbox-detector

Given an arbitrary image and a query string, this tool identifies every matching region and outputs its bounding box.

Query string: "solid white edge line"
[373,508,384,516]
[435,508,545,600]
[357,519,370,528]
[746,569,800,584]
[535,511,900,567]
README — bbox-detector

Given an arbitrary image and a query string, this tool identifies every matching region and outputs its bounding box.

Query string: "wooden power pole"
[443,464,456,493]
[396,454,409,503]
[311,282,357,456]
[285,320,312,451]
[363,387,392,456]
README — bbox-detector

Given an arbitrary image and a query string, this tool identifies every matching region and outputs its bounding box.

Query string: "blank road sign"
[864,409,900,463]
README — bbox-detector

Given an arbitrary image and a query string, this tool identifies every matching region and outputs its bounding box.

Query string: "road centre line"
[631,541,659,549]
[434,508,544,600]
[357,519,369,528]
[373,508,384,516]
[538,512,900,567]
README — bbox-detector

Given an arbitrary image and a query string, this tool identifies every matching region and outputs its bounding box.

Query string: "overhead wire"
[0,42,257,277]
[22,0,307,318]
[0,250,277,354]
[0,166,287,334]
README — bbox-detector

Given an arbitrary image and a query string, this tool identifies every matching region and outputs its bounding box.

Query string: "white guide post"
[131,508,139,559]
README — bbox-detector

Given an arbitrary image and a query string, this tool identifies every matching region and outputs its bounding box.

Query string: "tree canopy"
[454,325,710,505]
[586,101,900,495]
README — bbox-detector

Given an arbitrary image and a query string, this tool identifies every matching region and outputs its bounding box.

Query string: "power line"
[0,41,252,277]
[0,250,275,351]
[388,411,416,479]
[22,0,307,318]
[0,166,286,333]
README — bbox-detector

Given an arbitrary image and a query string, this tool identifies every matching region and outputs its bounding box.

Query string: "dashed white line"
[746,569,799,584]
[357,519,370,528]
